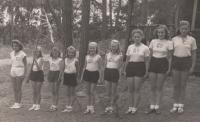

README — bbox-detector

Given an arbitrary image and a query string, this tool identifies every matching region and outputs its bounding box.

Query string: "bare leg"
[172,70,181,104]
[149,72,157,106]
[31,81,37,104]
[180,71,189,104]
[156,73,166,106]
[133,77,144,108]
[127,77,134,107]
[36,82,43,104]
[11,77,18,103]
[105,81,112,105]
[90,83,97,106]
[111,82,118,107]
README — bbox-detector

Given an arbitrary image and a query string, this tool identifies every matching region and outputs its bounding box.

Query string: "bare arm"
[190,50,197,73]
[23,56,27,76]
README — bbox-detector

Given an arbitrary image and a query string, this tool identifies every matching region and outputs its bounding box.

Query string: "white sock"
[150,105,155,109]
[154,105,159,109]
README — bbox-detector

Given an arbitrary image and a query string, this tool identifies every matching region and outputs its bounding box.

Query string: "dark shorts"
[63,73,77,87]
[83,70,99,84]
[172,56,191,71]
[48,71,60,82]
[149,57,169,73]
[30,70,44,82]
[126,62,146,77]
[104,68,119,83]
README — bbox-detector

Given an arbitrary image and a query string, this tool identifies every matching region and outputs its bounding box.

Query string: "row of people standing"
[9,20,197,115]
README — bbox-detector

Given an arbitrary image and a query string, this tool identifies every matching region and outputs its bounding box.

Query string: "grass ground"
[0,62,200,122]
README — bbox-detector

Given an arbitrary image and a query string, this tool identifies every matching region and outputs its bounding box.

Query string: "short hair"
[50,47,61,58]
[110,39,121,54]
[176,20,191,35]
[153,24,169,39]
[66,46,76,58]
[87,41,98,54]
[11,39,23,51]
[131,29,145,39]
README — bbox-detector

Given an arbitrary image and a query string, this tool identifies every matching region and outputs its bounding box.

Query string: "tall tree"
[109,0,113,29]
[79,0,90,75]
[115,0,121,30]
[101,0,107,40]
[62,0,73,47]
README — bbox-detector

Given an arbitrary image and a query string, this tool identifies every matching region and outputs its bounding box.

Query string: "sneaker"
[49,105,57,112]
[62,106,72,113]
[125,107,133,114]
[84,106,90,114]
[177,104,184,114]
[154,109,161,114]
[29,104,36,111]
[145,108,155,114]
[170,104,178,113]
[130,107,137,114]
[10,103,21,109]
[34,104,40,111]
[105,106,113,113]
[90,106,95,114]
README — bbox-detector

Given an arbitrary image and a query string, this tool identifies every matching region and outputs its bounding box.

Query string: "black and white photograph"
[0,0,199,122]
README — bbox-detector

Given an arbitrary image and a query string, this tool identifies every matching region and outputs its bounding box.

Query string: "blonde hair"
[110,39,121,54]
[153,24,169,39]
[66,46,76,58]
[88,42,98,54]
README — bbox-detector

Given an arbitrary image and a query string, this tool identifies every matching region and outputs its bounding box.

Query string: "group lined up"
[9,20,197,115]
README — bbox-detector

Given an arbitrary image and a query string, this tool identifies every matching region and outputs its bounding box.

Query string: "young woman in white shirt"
[147,25,173,114]
[82,42,102,114]
[124,29,150,114]
[47,47,62,111]
[170,20,197,114]
[10,40,27,109]
[61,46,79,112]
[103,40,123,113]
[29,46,44,111]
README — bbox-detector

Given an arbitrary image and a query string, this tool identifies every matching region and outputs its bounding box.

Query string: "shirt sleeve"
[126,45,131,56]
[168,41,173,51]
[191,37,197,50]
[144,47,150,57]
[149,40,154,49]
[21,51,26,58]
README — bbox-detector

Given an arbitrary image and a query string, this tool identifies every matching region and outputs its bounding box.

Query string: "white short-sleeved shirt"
[85,54,101,71]
[49,57,62,71]
[126,43,150,62]
[172,35,197,57]
[10,50,26,68]
[32,57,43,71]
[64,58,78,74]
[149,39,173,58]
[106,52,122,69]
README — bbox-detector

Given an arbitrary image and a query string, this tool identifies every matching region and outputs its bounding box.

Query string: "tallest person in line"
[170,20,197,114]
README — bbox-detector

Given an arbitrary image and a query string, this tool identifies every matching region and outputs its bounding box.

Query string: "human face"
[34,50,41,58]
[52,49,59,59]
[179,25,189,37]
[88,46,97,55]
[12,43,21,52]
[111,43,119,53]
[132,33,142,44]
[68,50,75,58]
[157,28,166,40]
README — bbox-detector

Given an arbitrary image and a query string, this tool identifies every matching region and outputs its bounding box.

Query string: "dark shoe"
[145,108,155,114]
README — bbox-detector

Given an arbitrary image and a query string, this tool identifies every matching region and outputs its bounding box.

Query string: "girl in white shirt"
[147,25,173,114]
[170,20,197,114]
[82,42,102,114]
[61,46,79,112]
[124,29,150,114]
[47,47,62,111]
[29,46,44,111]
[104,40,123,113]
[10,40,27,109]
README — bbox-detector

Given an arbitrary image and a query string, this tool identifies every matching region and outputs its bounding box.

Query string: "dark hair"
[50,47,61,58]
[11,41,23,51]
[34,50,43,58]
[153,24,169,39]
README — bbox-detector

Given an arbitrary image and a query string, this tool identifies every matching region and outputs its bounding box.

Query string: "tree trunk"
[79,0,90,76]
[124,0,134,61]
[115,0,121,31]
[109,0,112,30]
[62,0,73,47]
[101,0,107,40]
